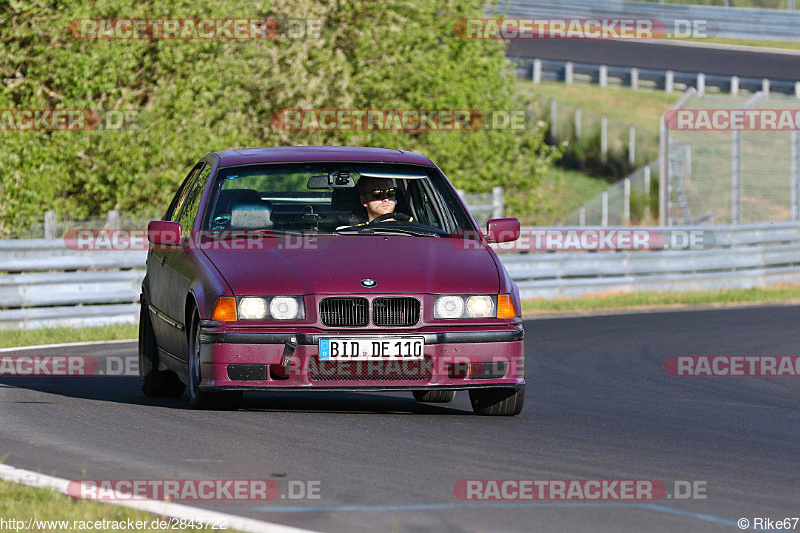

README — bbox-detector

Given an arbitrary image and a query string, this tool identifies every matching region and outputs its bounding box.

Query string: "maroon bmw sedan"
[139,146,525,415]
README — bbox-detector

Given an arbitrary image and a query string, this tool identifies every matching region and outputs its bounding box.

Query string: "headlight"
[238,297,267,319]
[435,296,464,319]
[434,295,498,319]
[466,295,494,318]
[237,296,305,320]
[270,297,301,320]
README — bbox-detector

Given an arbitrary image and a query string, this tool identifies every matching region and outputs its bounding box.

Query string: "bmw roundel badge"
[361,278,377,288]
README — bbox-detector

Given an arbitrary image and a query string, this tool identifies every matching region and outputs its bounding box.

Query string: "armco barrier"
[2,221,800,329]
[494,222,800,299]
[494,0,800,42]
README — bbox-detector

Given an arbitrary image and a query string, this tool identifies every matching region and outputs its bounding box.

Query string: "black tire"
[469,385,525,416]
[139,298,185,398]
[188,312,242,410]
[413,390,456,403]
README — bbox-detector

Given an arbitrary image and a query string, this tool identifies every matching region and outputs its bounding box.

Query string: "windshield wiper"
[334,225,440,237]
[205,229,323,240]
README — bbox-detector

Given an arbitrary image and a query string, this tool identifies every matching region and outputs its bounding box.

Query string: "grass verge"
[0,478,226,532]
[517,80,681,131]
[0,324,138,349]
[668,36,800,52]
[522,284,800,315]
[520,166,610,226]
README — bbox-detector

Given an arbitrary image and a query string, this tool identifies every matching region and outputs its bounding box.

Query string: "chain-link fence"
[561,163,659,226]
[664,92,800,226]
[540,98,660,175]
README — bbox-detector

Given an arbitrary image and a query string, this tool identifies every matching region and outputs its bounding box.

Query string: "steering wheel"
[368,213,412,224]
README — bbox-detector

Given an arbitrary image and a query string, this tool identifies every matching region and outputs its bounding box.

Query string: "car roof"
[211,146,436,167]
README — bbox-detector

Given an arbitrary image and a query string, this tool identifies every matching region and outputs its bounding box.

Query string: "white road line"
[631,38,800,57]
[0,464,318,533]
[0,339,137,353]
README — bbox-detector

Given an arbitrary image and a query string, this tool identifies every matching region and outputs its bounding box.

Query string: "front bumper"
[197,325,525,391]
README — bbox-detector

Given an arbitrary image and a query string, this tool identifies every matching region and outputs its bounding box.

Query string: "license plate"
[319,337,424,360]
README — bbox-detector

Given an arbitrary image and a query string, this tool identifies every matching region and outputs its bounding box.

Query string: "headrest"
[230,199,273,229]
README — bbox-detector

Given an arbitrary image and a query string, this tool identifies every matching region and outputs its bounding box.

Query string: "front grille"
[373,297,420,327]
[319,297,369,327]
[309,358,432,381]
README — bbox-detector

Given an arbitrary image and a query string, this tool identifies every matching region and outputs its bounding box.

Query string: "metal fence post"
[107,210,121,229]
[492,186,504,219]
[697,73,706,95]
[659,112,669,226]
[795,81,800,98]
[665,70,674,93]
[574,107,582,141]
[644,165,652,222]
[732,128,742,225]
[601,115,608,163]
[623,177,631,224]
[44,211,57,239]
[629,124,636,166]
[550,99,557,141]
[599,65,608,88]
[533,59,542,84]
[601,191,609,227]
[792,130,800,220]
[731,76,739,95]
[631,67,639,90]
[565,61,573,84]
[762,78,771,95]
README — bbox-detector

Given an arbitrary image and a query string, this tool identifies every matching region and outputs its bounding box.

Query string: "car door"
[147,162,204,359]
[159,163,213,362]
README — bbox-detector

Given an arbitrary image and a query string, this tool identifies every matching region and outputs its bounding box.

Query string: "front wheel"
[413,390,456,403]
[188,312,242,410]
[469,386,525,416]
[139,299,185,398]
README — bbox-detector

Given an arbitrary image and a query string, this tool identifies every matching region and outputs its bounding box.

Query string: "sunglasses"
[364,187,397,200]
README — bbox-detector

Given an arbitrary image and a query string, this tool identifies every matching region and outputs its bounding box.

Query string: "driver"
[357,176,401,223]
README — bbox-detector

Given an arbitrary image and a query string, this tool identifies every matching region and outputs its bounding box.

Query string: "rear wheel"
[469,385,525,416]
[412,390,456,403]
[139,298,185,397]
[188,312,242,410]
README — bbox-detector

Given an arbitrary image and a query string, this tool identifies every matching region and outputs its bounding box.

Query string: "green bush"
[0,0,556,236]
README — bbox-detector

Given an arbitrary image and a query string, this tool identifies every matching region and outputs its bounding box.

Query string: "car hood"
[203,235,500,295]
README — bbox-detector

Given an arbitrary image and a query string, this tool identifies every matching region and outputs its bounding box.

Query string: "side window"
[179,165,212,235]
[165,164,203,222]
[406,179,442,228]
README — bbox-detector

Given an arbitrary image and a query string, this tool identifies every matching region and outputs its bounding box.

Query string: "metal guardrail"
[3,222,800,329]
[494,0,800,41]
[494,221,800,299]
[509,57,800,96]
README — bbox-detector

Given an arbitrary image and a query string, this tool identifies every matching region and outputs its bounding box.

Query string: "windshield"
[202,163,476,236]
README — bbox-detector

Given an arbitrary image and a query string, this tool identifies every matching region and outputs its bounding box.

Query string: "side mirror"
[485,218,520,243]
[148,220,183,246]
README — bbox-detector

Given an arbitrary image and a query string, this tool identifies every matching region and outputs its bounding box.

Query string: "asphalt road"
[1,306,799,532]
[506,40,800,81]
